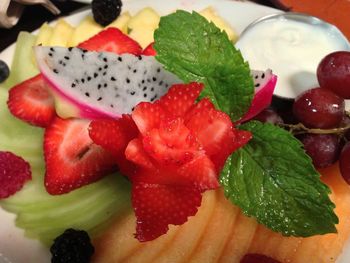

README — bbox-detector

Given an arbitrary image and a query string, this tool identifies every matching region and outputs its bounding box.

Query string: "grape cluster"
[255,51,350,185]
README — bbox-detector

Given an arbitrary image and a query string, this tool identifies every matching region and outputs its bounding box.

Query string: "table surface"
[0,0,278,52]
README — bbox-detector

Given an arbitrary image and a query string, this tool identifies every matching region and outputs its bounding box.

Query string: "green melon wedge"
[0,31,132,246]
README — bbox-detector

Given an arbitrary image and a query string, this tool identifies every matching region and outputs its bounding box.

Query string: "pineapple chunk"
[128,27,154,49]
[199,7,238,42]
[127,8,160,48]
[69,16,102,47]
[49,19,74,47]
[35,23,53,46]
[127,7,160,30]
[106,12,132,34]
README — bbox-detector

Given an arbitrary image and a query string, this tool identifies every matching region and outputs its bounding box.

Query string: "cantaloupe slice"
[92,164,350,263]
[49,19,74,47]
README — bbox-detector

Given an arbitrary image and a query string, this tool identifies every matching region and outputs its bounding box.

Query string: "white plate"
[0,0,349,262]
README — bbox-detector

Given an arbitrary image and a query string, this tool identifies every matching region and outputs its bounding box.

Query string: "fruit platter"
[0,0,350,262]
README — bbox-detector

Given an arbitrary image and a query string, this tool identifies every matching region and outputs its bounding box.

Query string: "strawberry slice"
[132,102,166,134]
[78,27,142,55]
[7,74,55,127]
[157,82,203,117]
[44,117,117,195]
[125,139,155,170]
[132,182,202,242]
[142,42,157,56]
[89,115,138,157]
[185,102,251,170]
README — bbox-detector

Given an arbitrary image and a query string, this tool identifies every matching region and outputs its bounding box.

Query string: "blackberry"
[0,60,10,83]
[50,229,94,263]
[92,0,122,26]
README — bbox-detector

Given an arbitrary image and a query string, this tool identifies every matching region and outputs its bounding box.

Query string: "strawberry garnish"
[132,182,202,242]
[44,117,117,195]
[142,42,157,56]
[0,151,31,199]
[78,27,143,55]
[157,82,203,117]
[185,100,252,170]
[89,82,251,241]
[89,115,138,157]
[7,74,55,127]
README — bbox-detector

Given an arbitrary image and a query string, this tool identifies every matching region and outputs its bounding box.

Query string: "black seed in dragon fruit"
[34,46,181,119]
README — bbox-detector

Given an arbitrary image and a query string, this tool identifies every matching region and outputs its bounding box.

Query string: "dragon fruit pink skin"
[34,46,180,119]
[238,69,277,124]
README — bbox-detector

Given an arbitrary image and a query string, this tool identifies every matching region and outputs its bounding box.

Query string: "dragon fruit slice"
[238,69,277,123]
[34,46,180,119]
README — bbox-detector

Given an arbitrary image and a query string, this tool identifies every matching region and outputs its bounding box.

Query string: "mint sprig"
[221,121,338,236]
[154,10,254,122]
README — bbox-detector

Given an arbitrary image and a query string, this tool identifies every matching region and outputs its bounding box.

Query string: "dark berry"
[92,0,122,26]
[300,134,341,169]
[50,229,94,263]
[253,108,284,125]
[293,87,345,129]
[240,253,281,263]
[0,60,10,83]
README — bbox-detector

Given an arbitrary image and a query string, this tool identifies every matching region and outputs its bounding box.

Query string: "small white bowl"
[236,12,350,100]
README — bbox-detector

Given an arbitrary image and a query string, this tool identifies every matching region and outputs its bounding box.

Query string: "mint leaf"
[154,10,254,121]
[220,121,338,236]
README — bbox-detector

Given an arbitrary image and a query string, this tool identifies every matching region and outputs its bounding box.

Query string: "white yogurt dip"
[236,13,350,99]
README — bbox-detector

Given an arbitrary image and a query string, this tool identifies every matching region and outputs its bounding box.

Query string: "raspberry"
[0,151,31,199]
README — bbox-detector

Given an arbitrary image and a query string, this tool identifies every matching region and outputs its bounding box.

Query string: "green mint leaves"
[154,10,254,121]
[154,11,338,237]
[220,121,338,236]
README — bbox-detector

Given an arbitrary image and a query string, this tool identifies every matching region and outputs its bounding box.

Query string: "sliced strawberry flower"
[132,182,202,242]
[156,82,203,117]
[142,118,200,167]
[7,74,56,127]
[88,82,251,241]
[132,102,167,134]
[44,117,117,195]
[125,139,155,170]
[78,27,143,55]
[89,115,138,157]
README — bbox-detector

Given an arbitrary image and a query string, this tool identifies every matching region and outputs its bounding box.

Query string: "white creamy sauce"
[236,17,349,99]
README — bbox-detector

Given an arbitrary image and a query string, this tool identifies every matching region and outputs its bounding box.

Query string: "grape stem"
[280,122,350,135]
[280,110,350,135]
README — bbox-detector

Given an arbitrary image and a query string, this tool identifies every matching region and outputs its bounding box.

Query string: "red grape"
[340,142,350,185]
[293,87,345,129]
[300,134,341,168]
[253,108,284,125]
[317,51,350,99]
